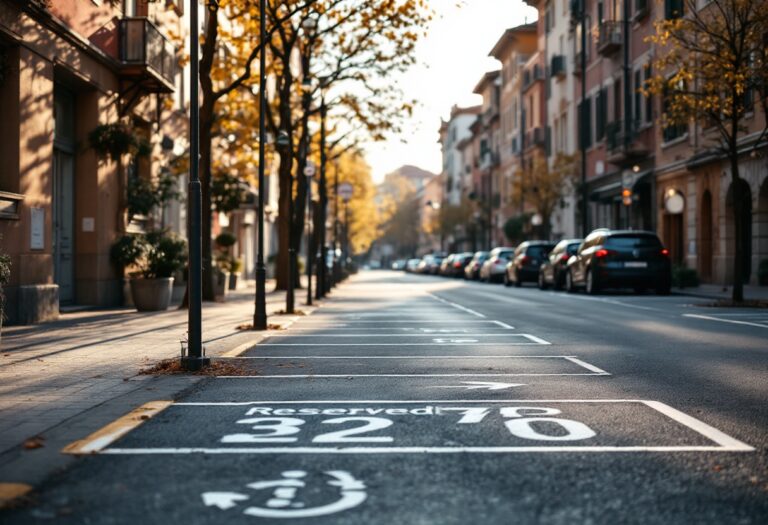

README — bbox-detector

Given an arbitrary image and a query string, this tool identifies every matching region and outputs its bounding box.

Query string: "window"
[595,90,607,141]
[665,0,683,19]
[643,64,653,123]
[662,79,687,142]
[634,70,642,124]
[578,98,592,149]
[613,80,622,121]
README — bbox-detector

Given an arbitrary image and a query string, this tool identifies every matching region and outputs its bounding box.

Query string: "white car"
[479,247,514,283]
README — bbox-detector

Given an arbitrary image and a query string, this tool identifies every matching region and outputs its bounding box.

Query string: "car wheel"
[553,271,563,291]
[565,270,576,293]
[538,272,548,290]
[586,268,600,295]
[503,271,511,287]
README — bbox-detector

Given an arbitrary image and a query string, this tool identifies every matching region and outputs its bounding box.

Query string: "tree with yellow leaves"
[510,153,576,239]
[645,0,768,302]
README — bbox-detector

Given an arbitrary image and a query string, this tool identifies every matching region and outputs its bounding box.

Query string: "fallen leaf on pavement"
[23,436,45,450]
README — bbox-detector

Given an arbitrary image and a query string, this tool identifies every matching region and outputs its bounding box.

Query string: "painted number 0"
[221,417,393,444]
[500,407,596,442]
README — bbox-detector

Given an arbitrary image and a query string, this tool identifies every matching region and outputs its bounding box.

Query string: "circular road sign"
[338,182,354,202]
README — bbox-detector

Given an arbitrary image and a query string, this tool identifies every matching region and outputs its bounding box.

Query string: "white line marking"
[102,445,752,454]
[491,320,514,329]
[293,321,499,324]
[262,334,519,338]
[220,355,578,360]
[174,399,659,405]
[521,334,552,345]
[255,342,547,346]
[683,313,768,329]
[563,357,611,376]
[215,373,605,378]
[640,401,753,450]
[427,293,486,318]
[555,294,661,312]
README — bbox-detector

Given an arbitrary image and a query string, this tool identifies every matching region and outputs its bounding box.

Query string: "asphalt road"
[4,271,768,524]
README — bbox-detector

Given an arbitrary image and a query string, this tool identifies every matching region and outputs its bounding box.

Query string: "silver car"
[479,247,514,283]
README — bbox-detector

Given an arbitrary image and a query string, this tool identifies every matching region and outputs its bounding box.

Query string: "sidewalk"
[0,280,321,490]
[674,283,768,301]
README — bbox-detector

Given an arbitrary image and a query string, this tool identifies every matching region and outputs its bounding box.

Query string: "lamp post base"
[253,264,267,330]
[180,356,211,371]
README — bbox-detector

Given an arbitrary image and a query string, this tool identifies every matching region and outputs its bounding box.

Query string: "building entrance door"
[53,85,76,304]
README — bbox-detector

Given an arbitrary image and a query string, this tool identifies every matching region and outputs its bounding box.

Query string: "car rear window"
[526,245,553,257]
[567,243,580,255]
[605,235,662,248]
[498,250,513,259]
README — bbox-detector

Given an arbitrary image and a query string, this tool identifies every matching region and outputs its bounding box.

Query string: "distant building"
[438,105,481,206]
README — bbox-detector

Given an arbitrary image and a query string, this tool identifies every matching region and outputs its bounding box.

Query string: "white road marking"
[491,320,514,329]
[563,357,611,375]
[683,313,768,329]
[521,334,552,345]
[104,445,752,454]
[433,381,525,390]
[220,355,578,359]
[293,321,499,324]
[262,334,518,338]
[215,373,607,378]
[427,293,486,318]
[544,293,662,312]
[256,334,549,346]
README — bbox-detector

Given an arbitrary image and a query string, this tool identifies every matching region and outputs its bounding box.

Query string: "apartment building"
[0,0,185,323]
[489,23,537,244]
[438,105,480,207]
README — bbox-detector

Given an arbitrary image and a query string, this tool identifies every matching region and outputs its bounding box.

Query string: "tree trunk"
[730,150,745,302]
[275,148,292,291]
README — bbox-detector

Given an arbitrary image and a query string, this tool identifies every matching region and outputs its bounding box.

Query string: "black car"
[505,241,556,287]
[446,252,474,277]
[565,230,672,295]
[538,238,583,290]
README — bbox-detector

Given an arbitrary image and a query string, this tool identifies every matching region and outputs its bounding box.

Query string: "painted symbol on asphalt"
[435,381,525,391]
[432,338,479,343]
[201,470,367,519]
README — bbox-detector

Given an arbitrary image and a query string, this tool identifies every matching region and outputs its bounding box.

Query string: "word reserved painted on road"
[102,401,753,454]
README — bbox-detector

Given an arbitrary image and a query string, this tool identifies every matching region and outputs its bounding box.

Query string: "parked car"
[444,252,474,277]
[439,254,456,276]
[538,239,583,290]
[464,251,489,280]
[565,230,672,295]
[405,258,421,273]
[479,247,514,283]
[391,259,406,271]
[504,241,556,287]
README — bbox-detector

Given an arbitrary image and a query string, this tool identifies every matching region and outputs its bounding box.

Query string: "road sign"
[338,182,354,202]
[304,162,316,177]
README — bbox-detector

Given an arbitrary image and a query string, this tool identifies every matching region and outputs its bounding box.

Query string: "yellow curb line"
[0,483,32,509]
[62,401,173,455]
[220,305,321,358]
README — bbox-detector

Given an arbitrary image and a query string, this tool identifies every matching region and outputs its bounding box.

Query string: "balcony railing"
[525,127,545,149]
[606,120,649,163]
[119,17,177,89]
[522,64,544,92]
[597,21,622,56]
[551,55,566,78]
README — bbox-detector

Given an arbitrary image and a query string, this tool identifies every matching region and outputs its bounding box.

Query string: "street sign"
[338,182,354,202]
[304,162,316,177]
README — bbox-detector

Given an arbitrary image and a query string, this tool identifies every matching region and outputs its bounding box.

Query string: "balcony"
[597,21,622,56]
[479,150,500,171]
[119,17,177,92]
[525,127,546,150]
[522,64,544,92]
[572,51,583,75]
[606,120,650,165]
[551,55,566,78]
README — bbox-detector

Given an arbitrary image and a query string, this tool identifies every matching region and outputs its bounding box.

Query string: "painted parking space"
[257,334,549,345]
[88,400,752,454]
[213,355,607,377]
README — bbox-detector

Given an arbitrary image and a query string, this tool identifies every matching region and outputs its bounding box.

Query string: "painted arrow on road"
[435,381,525,391]
[202,492,250,510]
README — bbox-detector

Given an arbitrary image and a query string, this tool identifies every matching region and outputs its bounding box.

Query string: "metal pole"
[316,94,327,299]
[287,169,295,313]
[580,5,589,238]
[343,200,349,275]
[331,162,339,289]
[182,0,208,370]
[306,175,313,305]
[253,0,268,331]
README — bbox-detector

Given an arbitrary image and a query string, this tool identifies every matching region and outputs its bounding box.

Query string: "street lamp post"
[182,0,209,370]
[304,162,315,305]
[579,4,591,238]
[316,84,327,300]
[338,182,354,276]
[252,0,268,331]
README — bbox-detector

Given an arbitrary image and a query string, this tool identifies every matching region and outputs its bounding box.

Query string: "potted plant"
[0,239,10,345]
[227,257,243,290]
[111,231,187,311]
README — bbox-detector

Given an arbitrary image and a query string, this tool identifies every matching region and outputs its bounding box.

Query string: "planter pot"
[130,277,174,312]
[228,272,239,290]
[213,271,230,300]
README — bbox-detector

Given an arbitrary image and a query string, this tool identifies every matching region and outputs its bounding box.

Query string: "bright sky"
[364,0,537,183]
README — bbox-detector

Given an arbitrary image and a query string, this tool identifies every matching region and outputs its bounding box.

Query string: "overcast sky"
[363,0,537,183]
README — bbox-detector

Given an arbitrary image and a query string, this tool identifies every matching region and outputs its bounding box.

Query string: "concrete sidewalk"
[674,283,768,301]
[0,280,322,491]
